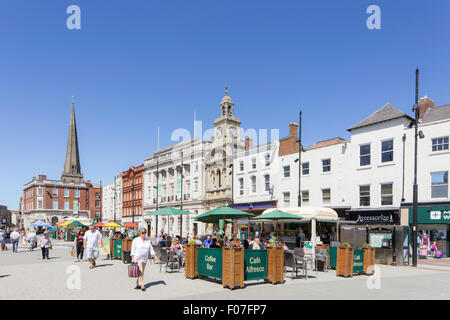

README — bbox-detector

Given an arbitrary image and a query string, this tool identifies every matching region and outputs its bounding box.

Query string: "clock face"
[216,127,222,138]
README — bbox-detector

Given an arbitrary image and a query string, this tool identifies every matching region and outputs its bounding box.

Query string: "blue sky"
[1,0,450,209]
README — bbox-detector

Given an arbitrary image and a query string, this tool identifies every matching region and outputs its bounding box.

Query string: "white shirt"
[27,233,37,240]
[84,230,102,249]
[10,231,20,240]
[131,237,155,263]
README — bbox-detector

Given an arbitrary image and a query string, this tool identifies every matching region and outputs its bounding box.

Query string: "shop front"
[408,205,450,258]
[233,201,277,239]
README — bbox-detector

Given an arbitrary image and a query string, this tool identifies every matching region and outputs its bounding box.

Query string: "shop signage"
[356,214,393,224]
[197,248,223,279]
[244,250,268,281]
[353,249,364,273]
[408,207,450,224]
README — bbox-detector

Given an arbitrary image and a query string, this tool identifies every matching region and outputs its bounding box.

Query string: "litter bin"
[122,250,131,264]
[113,240,123,259]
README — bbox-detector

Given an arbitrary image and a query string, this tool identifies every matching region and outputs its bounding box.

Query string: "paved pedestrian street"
[0,240,449,300]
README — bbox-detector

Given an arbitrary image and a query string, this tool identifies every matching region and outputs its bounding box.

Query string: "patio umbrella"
[94,222,105,228]
[193,206,254,237]
[143,207,193,235]
[57,221,72,227]
[252,209,304,237]
[66,221,86,228]
[30,220,51,228]
[103,222,123,228]
[123,222,138,228]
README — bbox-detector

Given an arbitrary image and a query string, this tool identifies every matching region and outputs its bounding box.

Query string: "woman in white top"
[131,227,159,291]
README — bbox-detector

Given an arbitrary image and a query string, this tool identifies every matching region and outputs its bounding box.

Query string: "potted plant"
[336,243,354,277]
[266,236,284,284]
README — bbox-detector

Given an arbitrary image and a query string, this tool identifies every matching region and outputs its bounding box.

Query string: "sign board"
[353,249,364,273]
[356,214,393,224]
[304,241,313,249]
[408,207,450,224]
[197,248,223,280]
[177,179,182,194]
[244,249,268,281]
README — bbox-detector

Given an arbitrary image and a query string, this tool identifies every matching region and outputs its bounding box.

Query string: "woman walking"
[130,227,159,291]
[39,231,52,259]
[74,229,85,262]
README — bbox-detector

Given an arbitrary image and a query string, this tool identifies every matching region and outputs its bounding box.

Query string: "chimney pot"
[418,96,435,118]
[289,122,298,138]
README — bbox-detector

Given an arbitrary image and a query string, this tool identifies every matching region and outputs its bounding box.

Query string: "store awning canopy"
[194,206,254,224]
[30,220,50,227]
[262,207,339,222]
[94,222,105,228]
[123,222,139,228]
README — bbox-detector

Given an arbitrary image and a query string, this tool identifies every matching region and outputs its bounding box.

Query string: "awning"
[262,207,338,222]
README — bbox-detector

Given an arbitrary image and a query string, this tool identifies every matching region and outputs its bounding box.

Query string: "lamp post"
[294,111,302,207]
[412,68,420,267]
[154,159,159,237]
[229,140,234,235]
[180,150,184,237]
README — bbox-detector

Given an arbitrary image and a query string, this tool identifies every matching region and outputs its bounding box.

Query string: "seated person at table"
[243,239,249,249]
[252,238,261,250]
[195,235,203,245]
[171,238,184,253]
[202,235,213,248]
[279,240,290,253]
[210,238,220,248]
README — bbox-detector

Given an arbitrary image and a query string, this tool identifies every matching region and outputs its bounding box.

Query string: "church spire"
[61,98,83,183]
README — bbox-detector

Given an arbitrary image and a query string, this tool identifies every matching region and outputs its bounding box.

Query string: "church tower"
[61,100,84,183]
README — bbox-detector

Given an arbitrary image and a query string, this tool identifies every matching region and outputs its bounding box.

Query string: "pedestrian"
[131,227,158,291]
[195,235,202,245]
[252,237,261,250]
[39,231,52,259]
[83,224,102,269]
[27,229,37,251]
[210,238,220,248]
[74,229,85,262]
[0,228,5,251]
[10,228,20,253]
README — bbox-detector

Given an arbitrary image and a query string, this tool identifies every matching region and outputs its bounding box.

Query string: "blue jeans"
[12,239,19,252]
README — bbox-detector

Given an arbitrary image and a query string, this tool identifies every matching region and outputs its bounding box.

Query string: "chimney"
[289,122,298,138]
[418,96,434,118]
[38,175,46,181]
[245,137,253,150]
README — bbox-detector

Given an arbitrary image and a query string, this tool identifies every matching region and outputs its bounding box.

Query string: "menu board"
[369,233,392,248]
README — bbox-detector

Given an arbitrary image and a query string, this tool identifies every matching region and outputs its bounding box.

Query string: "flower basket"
[185,244,200,279]
[266,247,284,284]
[336,246,354,277]
[222,247,244,289]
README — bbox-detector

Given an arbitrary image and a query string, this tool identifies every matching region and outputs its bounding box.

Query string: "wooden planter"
[222,247,244,289]
[336,247,354,278]
[362,247,375,275]
[266,247,284,284]
[185,244,200,279]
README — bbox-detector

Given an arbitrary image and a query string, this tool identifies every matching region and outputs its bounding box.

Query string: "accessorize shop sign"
[356,214,393,224]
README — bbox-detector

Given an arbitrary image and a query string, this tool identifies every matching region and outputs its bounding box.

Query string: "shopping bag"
[71,246,77,257]
[128,263,140,278]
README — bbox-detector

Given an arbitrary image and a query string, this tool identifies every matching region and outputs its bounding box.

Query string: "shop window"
[431,171,448,198]
[381,183,393,205]
[359,185,370,207]
[381,139,394,163]
[360,144,371,166]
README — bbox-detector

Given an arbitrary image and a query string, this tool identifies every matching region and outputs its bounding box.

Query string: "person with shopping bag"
[130,227,159,291]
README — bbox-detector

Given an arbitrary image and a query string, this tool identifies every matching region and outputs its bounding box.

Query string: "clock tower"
[204,85,245,212]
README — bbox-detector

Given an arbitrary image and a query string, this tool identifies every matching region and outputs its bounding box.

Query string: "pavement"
[1,239,450,300]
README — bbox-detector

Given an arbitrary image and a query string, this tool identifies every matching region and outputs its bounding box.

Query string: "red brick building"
[121,164,144,226]
[21,102,102,228]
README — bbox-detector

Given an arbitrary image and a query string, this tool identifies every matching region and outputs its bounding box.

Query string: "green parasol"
[252,210,303,237]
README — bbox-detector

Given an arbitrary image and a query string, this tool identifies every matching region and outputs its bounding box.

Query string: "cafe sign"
[244,250,268,281]
[353,249,364,273]
[197,248,223,280]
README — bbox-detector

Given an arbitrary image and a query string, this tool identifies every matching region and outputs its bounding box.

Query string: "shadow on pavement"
[94,263,113,268]
[0,275,11,278]
[144,280,167,289]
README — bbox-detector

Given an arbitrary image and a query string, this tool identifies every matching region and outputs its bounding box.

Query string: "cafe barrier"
[188,247,285,290]
[333,246,375,277]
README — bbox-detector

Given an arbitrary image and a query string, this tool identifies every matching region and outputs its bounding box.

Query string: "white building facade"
[102,173,122,223]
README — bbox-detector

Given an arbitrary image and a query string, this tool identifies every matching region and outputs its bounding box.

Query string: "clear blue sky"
[1,0,450,209]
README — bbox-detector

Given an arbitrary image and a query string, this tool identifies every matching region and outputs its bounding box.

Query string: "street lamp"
[294,110,302,207]
[412,68,425,267]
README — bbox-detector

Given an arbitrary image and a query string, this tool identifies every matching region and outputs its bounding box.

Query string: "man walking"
[10,228,20,253]
[84,224,102,269]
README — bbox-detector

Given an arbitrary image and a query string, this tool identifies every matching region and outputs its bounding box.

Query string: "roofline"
[347,115,414,132]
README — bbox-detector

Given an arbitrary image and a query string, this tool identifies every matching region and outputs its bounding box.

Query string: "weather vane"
[225,83,229,95]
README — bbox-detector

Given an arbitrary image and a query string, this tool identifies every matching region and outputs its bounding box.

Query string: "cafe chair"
[284,252,307,280]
